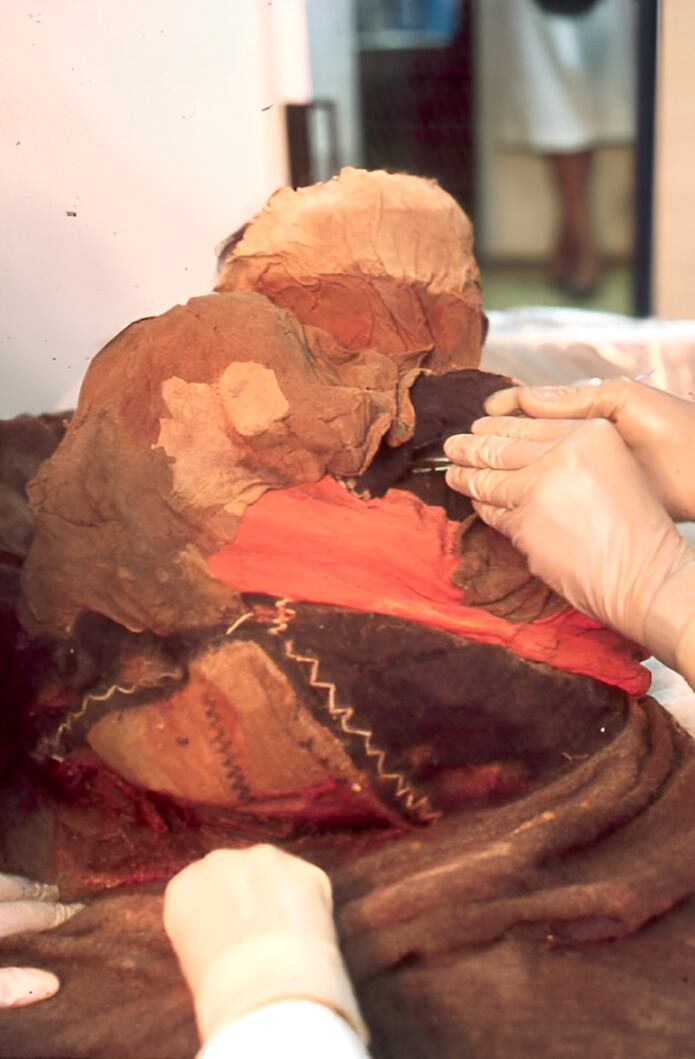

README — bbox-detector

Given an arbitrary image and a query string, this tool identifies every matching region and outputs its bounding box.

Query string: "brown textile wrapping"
[216,167,486,374]
[0,414,68,564]
[19,293,408,639]
[454,515,564,621]
[21,170,486,643]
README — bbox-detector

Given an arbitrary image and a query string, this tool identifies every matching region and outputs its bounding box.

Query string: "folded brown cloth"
[2,697,695,1059]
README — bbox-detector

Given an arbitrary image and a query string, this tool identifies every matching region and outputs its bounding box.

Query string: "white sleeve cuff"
[198,999,372,1059]
[643,558,695,670]
[193,933,368,1045]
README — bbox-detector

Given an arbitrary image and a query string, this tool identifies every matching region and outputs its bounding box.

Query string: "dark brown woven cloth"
[0,598,630,893]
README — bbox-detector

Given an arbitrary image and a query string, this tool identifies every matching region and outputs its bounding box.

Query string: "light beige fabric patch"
[157,376,267,516]
[219,361,289,437]
[86,640,358,809]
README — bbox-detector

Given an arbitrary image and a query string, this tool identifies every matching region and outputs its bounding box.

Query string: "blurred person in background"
[492,0,636,295]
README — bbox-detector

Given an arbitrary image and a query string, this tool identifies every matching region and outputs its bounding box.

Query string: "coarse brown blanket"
[2,695,695,1058]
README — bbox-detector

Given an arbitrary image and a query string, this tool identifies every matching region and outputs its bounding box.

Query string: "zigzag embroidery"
[201,690,253,803]
[44,680,140,761]
[281,638,440,824]
[44,670,182,761]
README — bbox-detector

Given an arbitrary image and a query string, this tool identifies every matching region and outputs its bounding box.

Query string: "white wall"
[0,0,297,417]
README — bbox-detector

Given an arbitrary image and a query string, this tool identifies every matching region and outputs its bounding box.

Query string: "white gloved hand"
[444,418,695,676]
[481,377,695,520]
[0,873,83,1009]
[164,846,367,1047]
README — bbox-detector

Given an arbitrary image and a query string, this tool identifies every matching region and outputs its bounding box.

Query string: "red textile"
[208,479,649,696]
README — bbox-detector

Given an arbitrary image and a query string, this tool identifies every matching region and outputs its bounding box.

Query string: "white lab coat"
[491,0,636,152]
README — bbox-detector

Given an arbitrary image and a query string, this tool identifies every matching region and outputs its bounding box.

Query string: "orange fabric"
[208,479,650,697]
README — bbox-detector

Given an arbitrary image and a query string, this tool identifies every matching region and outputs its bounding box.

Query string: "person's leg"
[547,149,599,295]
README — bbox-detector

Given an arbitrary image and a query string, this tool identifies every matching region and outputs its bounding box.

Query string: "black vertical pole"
[633,0,659,317]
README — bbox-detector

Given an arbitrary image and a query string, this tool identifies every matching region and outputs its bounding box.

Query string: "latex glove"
[0,873,83,1009]
[444,419,695,675]
[480,377,695,520]
[164,846,368,1048]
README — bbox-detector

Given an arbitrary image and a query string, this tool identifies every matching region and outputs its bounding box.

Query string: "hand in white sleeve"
[0,873,83,1008]
[444,419,695,685]
[163,846,369,1053]
[481,377,695,520]
[199,1000,371,1059]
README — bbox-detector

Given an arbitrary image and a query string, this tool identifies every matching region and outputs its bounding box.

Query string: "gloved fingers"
[444,432,554,470]
[483,378,632,420]
[446,464,526,509]
[470,500,517,537]
[469,416,578,443]
[0,898,84,939]
[0,874,59,903]
[0,967,60,1009]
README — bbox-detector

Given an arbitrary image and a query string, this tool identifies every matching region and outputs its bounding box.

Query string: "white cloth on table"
[481,307,695,399]
[491,0,636,152]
